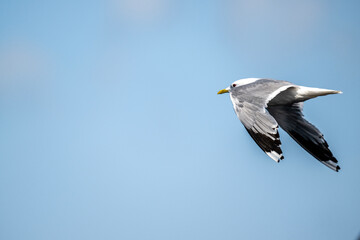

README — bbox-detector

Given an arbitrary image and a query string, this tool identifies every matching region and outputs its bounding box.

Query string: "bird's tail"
[295,86,342,102]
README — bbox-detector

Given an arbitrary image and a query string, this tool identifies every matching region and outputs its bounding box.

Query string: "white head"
[217,78,261,94]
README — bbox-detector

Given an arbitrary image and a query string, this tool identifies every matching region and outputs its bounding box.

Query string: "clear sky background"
[0,0,360,239]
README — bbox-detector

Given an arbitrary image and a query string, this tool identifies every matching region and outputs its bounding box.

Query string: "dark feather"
[245,128,284,161]
[267,103,340,171]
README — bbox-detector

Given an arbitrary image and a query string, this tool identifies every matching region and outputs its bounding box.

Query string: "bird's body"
[218,78,341,171]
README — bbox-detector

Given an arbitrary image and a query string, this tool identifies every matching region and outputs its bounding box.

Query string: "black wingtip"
[336,165,341,172]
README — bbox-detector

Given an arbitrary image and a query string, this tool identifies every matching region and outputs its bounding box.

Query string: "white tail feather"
[295,86,342,102]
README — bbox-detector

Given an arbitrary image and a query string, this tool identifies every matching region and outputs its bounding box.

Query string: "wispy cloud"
[0,41,51,92]
[220,0,326,70]
[226,0,323,39]
[108,0,170,25]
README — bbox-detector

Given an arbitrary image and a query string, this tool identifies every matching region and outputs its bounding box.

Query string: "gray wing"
[231,97,284,162]
[228,79,340,171]
[229,79,291,162]
[267,102,340,172]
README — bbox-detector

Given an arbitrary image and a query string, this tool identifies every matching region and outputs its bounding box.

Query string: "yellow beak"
[217,89,229,94]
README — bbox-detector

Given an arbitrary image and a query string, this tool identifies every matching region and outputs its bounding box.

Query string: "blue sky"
[0,0,360,239]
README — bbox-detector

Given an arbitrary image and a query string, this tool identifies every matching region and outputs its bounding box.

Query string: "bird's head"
[217,80,240,94]
[217,78,260,94]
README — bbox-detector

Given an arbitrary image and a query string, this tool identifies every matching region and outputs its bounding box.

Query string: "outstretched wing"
[232,100,284,162]
[267,103,340,171]
[227,79,340,170]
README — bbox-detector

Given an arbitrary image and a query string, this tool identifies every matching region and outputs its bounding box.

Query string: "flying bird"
[218,78,341,171]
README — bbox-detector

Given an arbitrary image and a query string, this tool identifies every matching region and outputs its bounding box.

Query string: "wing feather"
[267,103,340,171]
[226,79,340,171]
[231,100,284,162]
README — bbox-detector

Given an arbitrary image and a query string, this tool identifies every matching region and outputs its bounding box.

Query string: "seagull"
[217,78,341,171]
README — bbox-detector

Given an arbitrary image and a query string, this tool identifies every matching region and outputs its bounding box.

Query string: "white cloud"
[109,0,170,25]
[0,41,51,92]
[220,0,326,68]
[226,0,323,38]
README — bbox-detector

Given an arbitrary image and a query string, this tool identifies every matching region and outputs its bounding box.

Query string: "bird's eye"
[232,84,237,87]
